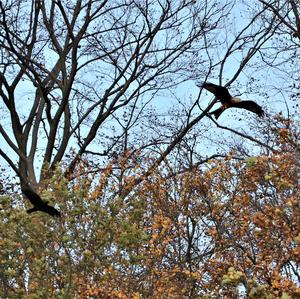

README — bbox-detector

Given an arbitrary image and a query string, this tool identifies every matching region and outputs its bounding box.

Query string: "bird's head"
[231,96,242,104]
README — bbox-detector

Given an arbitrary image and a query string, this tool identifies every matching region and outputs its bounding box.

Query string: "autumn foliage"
[0,117,299,298]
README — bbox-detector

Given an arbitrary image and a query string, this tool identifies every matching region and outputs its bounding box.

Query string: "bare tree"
[257,0,300,38]
[0,1,220,188]
[0,0,295,213]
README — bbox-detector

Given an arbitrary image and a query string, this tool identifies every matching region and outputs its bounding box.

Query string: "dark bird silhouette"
[197,81,264,119]
[21,185,61,217]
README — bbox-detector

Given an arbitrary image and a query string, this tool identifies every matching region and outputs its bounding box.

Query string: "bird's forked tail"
[208,107,223,119]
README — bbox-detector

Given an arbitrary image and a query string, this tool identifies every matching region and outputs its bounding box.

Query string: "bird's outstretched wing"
[21,185,43,206]
[40,205,61,217]
[26,205,61,217]
[197,82,232,103]
[232,100,264,117]
[22,185,61,217]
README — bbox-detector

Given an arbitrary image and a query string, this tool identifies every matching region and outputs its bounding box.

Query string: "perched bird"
[21,185,61,217]
[197,81,264,119]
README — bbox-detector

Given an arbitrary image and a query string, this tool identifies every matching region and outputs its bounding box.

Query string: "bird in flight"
[21,185,61,217]
[197,81,264,119]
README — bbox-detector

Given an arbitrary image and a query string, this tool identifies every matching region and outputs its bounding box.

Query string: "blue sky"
[0,0,299,183]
